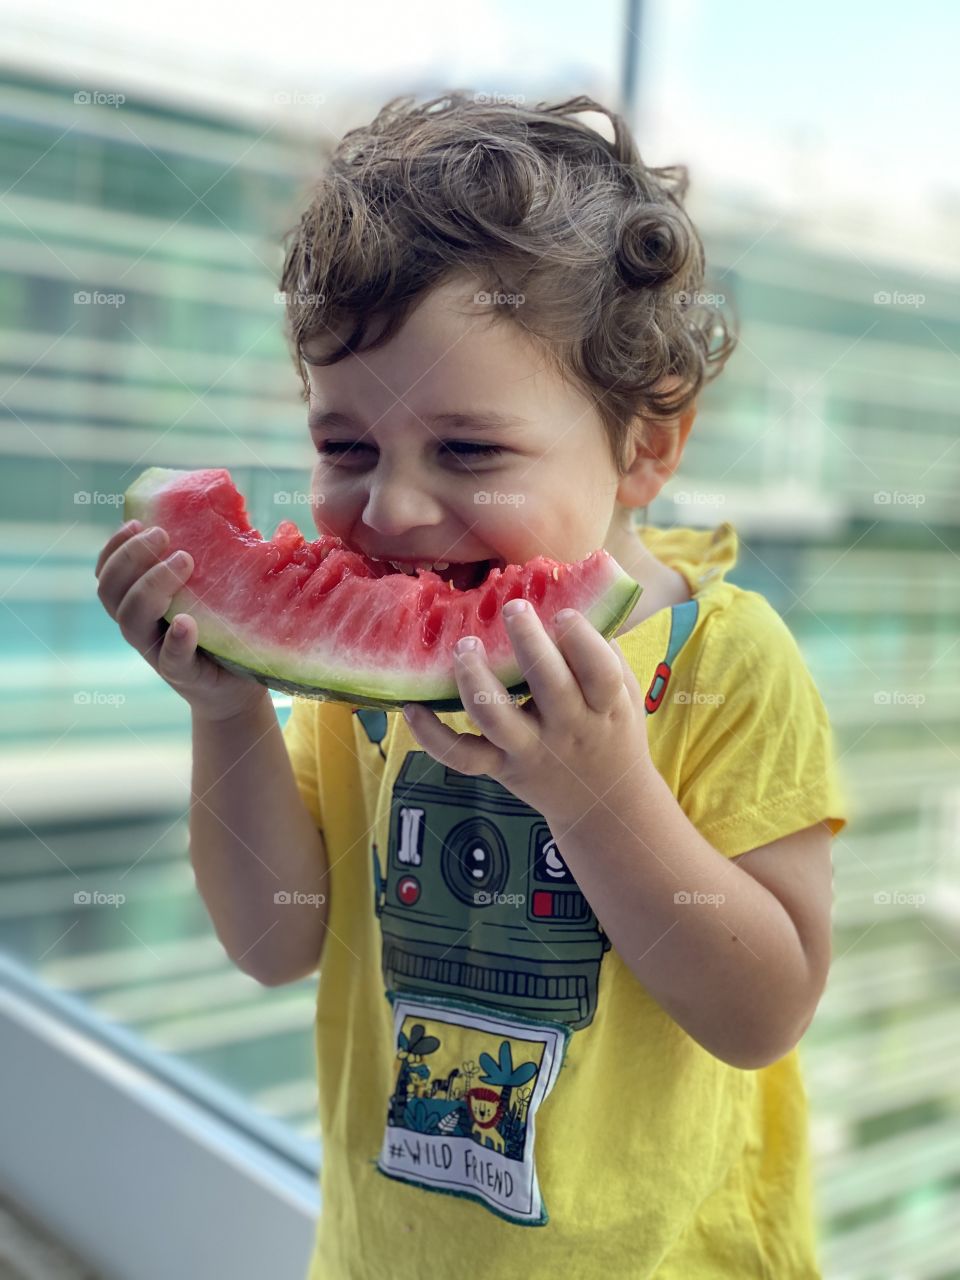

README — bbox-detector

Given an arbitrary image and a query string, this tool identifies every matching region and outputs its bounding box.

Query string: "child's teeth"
[389,559,451,574]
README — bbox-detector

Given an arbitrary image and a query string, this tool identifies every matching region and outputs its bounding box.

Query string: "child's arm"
[543,763,833,1071]
[95,519,328,984]
[189,697,329,986]
[404,605,835,1072]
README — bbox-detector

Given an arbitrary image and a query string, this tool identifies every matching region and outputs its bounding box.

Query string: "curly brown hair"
[278,90,738,475]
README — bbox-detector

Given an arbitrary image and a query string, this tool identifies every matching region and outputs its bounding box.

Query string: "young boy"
[96,93,847,1277]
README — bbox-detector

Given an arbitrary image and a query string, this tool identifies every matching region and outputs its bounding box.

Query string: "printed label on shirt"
[377,989,570,1226]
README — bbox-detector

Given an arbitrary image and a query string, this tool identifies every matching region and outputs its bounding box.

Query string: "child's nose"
[360,473,446,535]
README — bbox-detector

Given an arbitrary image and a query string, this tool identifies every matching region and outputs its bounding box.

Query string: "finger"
[402,703,506,777]
[552,610,626,713]
[94,519,143,579]
[451,637,536,756]
[499,601,578,724]
[115,550,194,663]
[97,525,171,618]
[157,611,198,679]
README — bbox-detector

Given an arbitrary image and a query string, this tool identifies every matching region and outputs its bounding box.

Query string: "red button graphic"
[397,876,420,905]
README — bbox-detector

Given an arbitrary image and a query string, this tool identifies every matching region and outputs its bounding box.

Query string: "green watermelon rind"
[125,468,643,714]
[188,572,641,713]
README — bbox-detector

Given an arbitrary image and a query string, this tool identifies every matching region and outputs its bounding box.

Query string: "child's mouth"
[371,557,505,591]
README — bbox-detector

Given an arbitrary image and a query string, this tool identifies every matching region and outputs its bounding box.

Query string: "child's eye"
[447,442,504,459]
[316,442,503,463]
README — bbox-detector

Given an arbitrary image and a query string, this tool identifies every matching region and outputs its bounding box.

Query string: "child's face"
[303,274,651,584]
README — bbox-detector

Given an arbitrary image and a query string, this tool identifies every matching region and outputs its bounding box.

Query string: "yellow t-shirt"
[281,521,849,1279]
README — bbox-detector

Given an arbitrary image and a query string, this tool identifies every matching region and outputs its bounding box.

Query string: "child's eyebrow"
[307,409,526,435]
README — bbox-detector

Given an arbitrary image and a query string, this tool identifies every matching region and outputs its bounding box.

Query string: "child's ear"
[616,378,697,510]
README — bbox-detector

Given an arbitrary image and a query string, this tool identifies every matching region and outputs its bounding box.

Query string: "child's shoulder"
[662,581,832,767]
[692,580,812,679]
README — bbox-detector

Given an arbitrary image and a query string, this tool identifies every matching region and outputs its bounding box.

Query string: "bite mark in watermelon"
[123,467,643,713]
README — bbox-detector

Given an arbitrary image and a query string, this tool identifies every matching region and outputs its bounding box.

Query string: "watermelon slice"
[123,467,642,713]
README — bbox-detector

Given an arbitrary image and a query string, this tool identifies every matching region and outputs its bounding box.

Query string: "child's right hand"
[95,519,270,723]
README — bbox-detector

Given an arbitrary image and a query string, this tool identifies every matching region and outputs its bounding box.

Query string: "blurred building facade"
[2,67,960,1279]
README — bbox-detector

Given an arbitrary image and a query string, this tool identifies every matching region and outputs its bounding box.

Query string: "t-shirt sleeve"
[676,593,849,858]
[280,695,325,832]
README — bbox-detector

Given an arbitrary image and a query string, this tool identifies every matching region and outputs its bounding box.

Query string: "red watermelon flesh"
[123,466,642,712]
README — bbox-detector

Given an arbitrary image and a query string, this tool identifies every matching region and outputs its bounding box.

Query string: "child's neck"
[604,512,692,637]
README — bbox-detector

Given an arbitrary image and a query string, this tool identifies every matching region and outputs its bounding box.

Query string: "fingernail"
[171,617,186,638]
[555,609,577,624]
[146,526,166,545]
[456,636,479,654]
[502,599,528,618]
[123,519,141,533]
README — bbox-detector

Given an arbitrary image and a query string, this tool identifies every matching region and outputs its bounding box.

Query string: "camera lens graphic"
[441,817,509,906]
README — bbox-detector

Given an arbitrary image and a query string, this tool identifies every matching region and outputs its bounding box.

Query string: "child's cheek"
[308,477,341,539]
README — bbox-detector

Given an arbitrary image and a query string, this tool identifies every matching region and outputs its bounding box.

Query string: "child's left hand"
[402,600,652,822]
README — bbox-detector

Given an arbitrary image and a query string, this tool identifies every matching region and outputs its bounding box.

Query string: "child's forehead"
[304,305,549,405]
[304,274,503,360]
